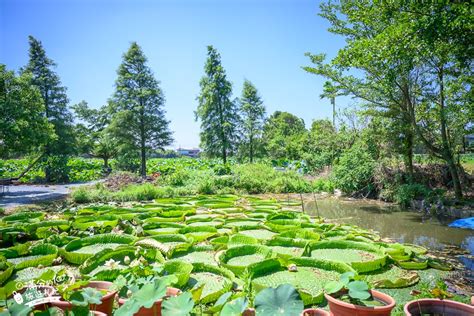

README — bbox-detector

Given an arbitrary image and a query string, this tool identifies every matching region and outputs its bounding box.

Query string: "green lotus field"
[0,195,458,314]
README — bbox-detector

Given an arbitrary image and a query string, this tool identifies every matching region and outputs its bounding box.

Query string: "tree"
[22,36,75,182]
[196,46,240,164]
[0,65,54,158]
[72,101,116,170]
[238,80,266,162]
[304,1,471,198]
[263,111,307,161]
[109,42,172,177]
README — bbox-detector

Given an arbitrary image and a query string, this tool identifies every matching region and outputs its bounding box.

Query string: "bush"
[232,164,274,193]
[312,178,335,193]
[332,145,376,195]
[44,155,70,183]
[393,184,446,208]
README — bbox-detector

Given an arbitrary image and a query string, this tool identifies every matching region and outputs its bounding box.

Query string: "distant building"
[177,148,201,158]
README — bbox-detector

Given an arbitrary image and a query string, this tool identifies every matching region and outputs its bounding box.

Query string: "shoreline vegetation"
[2,156,473,215]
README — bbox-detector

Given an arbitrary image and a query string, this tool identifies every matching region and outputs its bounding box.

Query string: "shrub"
[44,155,70,183]
[232,164,274,193]
[393,184,445,208]
[332,145,376,195]
[71,186,92,204]
[312,178,335,193]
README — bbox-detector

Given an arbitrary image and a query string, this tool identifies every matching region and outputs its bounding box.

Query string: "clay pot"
[50,281,116,316]
[242,308,255,316]
[324,290,395,316]
[117,287,180,316]
[301,308,331,315]
[404,298,474,315]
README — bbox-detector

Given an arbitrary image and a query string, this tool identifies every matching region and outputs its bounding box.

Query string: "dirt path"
[0,182,97,209]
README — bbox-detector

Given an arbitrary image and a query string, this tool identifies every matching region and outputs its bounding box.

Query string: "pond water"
[304,197,473,272]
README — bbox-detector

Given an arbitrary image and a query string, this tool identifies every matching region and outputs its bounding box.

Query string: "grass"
[71,164,335,204]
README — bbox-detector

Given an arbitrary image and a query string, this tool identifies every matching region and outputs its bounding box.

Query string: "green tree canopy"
[0,65,54,158]
[109,42,172,177]
[196,46,240,164]
[72,101,116,169]
[304,1,472,198]
[238,79,266,162]
[22,35,75,182]
[263,111,307,161]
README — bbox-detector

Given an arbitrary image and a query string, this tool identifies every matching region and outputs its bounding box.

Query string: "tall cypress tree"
[22,36,74,182]
[239,80,265,162]
[196,46,240,163]
[109,42,172,177]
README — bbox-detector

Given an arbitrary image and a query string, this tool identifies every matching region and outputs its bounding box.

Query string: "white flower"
[123,256,131,265]
[129,259,140,268]
[104,259,118,269]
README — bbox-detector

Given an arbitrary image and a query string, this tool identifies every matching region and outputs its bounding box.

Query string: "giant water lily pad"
[362,265,420,288]
[219,245,273,276]
[251,258,353,305]
[238,229,276,241]
[310,240,387,272]
[187,263,235,303]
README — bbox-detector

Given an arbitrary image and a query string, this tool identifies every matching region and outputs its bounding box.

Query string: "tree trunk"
[404,129,414,183]
[222,143,227,164]
[249,135,254,163]
[44,90,51,182]
[103,157,109,169]
[139,99,147,178]
[438,66,463,199]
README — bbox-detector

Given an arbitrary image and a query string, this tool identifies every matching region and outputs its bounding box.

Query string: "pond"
[304,197,473,272]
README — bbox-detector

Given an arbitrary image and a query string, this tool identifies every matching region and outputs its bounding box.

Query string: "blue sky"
[1,0,353,148]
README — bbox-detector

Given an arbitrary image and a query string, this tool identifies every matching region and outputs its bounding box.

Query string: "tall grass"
[71,163,336,203]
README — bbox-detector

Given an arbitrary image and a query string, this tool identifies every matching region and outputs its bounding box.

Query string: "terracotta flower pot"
[301,308,330,316]
[242,308,255,316]
[50,281,117,316]
[324,290,395,316]
[404,298,474,315]
[117,287,180,316]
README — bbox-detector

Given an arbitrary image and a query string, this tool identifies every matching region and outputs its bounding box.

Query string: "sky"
[1,0,353,148]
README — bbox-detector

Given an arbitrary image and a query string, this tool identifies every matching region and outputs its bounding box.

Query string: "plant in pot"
[324,272,395,316]
[404,280,474,315]
[114,275,194,316]
[51,279,116,315]
[209,284,329,316]
[112,259,192,315]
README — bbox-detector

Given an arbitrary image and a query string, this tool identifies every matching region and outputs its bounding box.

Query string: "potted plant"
[324,272,395,316]
[51,280,117,315]
[114,275,185,316]
[214,284,329,316]
[404,281,474,315]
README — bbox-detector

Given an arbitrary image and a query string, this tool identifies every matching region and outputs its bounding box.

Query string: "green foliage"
[263,111,307,161]
[22,36,75,181]
[109,42,172,177]
[0,65,54,158]
[161,291,194,316]
[196,46,240,163]
[325,272,372,303]
[238,80,266,162]
[254,284,304,316]
[332,144,376,195]
[115,276,175,316]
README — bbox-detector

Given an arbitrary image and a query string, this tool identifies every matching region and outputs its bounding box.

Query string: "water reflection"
[305,198,473,255]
